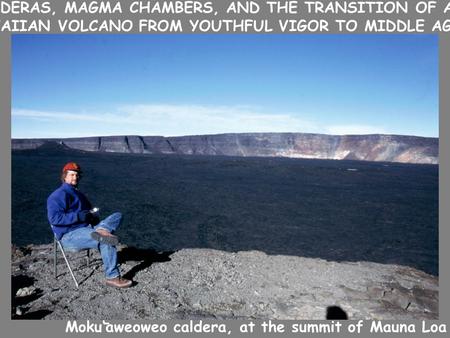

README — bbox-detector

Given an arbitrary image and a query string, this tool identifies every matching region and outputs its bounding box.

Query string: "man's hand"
[77,210,95,224]
[77,210,89,222]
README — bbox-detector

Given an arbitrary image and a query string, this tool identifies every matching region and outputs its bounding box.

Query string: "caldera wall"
[11,133,439,164]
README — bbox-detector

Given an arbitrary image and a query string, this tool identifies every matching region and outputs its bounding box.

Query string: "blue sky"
[12,34,438,138]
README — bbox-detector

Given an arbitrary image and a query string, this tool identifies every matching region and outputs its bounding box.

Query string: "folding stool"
[53,237,91,288]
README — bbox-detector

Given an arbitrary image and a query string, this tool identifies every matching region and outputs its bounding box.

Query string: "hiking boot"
[91,229,119,246]
[105,277,132,288]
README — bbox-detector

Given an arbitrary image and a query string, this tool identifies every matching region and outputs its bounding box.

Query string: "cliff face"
[11,133,439,164]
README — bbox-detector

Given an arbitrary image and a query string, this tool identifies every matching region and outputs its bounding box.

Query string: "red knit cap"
[62,162,82,173]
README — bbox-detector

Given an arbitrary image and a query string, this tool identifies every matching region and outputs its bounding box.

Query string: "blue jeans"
[60,212,122,279]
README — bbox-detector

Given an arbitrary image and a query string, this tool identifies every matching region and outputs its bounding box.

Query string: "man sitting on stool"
[47,162,132,288]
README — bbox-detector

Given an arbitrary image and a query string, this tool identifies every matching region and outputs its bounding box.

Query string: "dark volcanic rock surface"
[11,244,438,320]
[11,133,438,164]
[12,146,439,275]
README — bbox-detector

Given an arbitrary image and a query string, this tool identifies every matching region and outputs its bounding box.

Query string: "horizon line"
[11,131,439,140]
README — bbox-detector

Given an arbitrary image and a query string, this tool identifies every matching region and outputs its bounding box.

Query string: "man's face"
[64,170,80,186]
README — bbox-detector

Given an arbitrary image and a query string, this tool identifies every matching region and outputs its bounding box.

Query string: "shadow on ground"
[11,275,53,319]
[326,306,348,319]
[118,247,173,282]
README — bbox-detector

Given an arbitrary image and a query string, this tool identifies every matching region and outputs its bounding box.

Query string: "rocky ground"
[11,244,438,320]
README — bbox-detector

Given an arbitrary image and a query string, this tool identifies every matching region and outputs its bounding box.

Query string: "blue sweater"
[47,183,92,240]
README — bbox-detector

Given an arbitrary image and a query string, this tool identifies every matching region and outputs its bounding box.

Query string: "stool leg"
[54,238,57,278]
[56,240,80,288]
